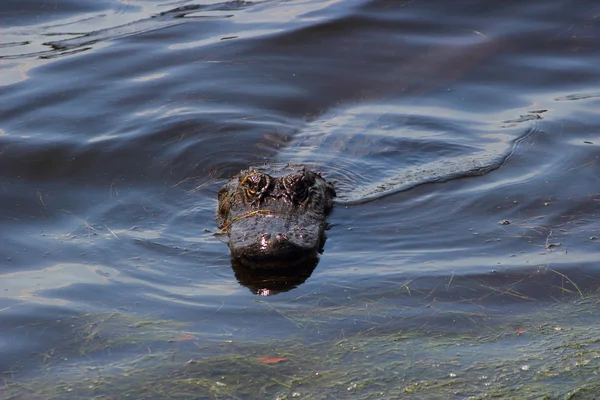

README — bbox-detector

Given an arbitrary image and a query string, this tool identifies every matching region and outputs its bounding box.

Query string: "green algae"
[2,274,600,400]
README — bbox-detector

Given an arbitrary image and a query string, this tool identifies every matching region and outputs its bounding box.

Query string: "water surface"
[2,0,600,397]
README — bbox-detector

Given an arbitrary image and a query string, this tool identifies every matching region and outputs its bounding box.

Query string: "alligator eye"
[282,174,309,202]
[241,172,270,197]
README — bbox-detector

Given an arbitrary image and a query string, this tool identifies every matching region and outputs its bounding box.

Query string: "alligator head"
[218,166,336,268]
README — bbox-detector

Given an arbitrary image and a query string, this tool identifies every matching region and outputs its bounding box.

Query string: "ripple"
[555,92,600,102]
[0,263,116,306]
[275,103,541,203]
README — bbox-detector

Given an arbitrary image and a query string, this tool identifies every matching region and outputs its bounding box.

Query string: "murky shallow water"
[2,0,600,397]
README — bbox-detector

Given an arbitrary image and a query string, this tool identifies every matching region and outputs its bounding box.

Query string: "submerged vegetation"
[2,269,600,400]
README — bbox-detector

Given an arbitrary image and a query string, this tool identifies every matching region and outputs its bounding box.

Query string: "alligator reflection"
[230,256,319,296]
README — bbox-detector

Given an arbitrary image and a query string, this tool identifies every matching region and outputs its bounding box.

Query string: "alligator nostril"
[260,233,292,251]
[260,233,272,250]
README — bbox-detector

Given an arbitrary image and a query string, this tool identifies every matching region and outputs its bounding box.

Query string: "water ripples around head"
[274,101,544,204]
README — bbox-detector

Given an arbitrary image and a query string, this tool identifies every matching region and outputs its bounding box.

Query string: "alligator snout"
[227,216,321,268]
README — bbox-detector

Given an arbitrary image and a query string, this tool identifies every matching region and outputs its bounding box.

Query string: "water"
[2,0,600,398]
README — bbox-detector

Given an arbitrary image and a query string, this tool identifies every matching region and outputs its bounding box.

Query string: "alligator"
[217,165,336,268]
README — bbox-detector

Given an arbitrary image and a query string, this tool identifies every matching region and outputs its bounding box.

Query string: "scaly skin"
[218,166,336,268]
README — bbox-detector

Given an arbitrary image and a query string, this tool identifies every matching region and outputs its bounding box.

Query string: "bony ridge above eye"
[241,171,270,196]
[283,174,310,202]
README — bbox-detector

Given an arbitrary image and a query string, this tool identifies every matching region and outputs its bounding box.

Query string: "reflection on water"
[231,257,319,295]
[1,0,600,396]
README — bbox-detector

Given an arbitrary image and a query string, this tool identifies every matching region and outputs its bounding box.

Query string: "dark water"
[2,0,600,397]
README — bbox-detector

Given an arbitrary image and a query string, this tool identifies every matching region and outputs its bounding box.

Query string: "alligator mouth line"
[236,251,317,269]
